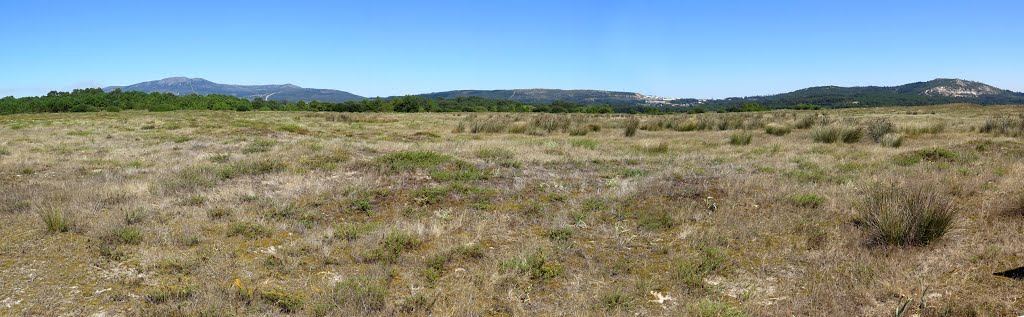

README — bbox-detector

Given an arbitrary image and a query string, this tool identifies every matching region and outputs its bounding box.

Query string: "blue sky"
[1,0,1022,98]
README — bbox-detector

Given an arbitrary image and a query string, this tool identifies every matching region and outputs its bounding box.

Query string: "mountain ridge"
[102,77,1024,108]
[103,77,364,103]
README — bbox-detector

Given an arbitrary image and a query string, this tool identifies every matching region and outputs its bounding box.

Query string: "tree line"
[0,89,691,115]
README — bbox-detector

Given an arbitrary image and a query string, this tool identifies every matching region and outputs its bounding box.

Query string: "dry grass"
[0,105,1023,316]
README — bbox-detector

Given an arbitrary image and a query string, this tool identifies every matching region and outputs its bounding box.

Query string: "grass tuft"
[859,180,955,246]
[764,123,792,136]
[729,131,753,145]
[624,118,639,137]
[41,208,75,233]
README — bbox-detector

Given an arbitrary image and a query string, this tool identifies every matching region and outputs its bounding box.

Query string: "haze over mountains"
[103,77,1024,108]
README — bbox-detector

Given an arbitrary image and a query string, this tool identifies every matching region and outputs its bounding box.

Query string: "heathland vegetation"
[1,104,1023,315]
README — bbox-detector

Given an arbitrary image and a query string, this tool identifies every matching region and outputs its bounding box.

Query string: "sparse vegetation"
[2,108,1021,315]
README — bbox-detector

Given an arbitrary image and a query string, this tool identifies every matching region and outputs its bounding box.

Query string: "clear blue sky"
[2,0,1022,98]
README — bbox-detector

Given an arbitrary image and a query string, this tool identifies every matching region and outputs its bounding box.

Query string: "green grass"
[258,288,305,313]
[675,246,728,288]
[375,151,455,172]
[599,291,633,310]
[226,221,272,239]
[544,227,573,242]
[688,300,749,317]
[789,193,825,208]
[335,222,376,241]
[111,226,143,244]
[365,231,421,264]
[242,139,277,154]
[500,250,563,281]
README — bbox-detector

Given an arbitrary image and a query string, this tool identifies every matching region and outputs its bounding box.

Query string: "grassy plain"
[1,104,1023,316]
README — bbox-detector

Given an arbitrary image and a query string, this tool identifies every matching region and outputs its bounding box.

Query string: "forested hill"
[104,77,364,103]
[412,89,649,106]
[689,78,1024,109]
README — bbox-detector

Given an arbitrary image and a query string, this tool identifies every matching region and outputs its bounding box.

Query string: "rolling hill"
[689,78,1024,109]
[410,89,654,106]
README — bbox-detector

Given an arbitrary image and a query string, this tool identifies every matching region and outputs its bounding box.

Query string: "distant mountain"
[411,89,656,106]
[691,78,1024,109]
[104,77,364,102]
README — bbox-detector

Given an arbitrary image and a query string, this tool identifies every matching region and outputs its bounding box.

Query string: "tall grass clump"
[812,126,862,143]
[764,123,791,136]
[866,118,894,142]
[880,133,904,148]
[859,180,955,246]
[728,131,752,145]
[979,116,1024,137]
[623,117,640,137]
[41,208,76,233]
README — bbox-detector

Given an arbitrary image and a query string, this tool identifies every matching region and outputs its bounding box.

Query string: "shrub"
[729,131,752,145]
[859,180,955,246]
[623,118,639,137]
[333,276,387,313]
[866,119,894,142]
[880,133,904,148]
[764,123,792,136]
[41,208,75,233]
